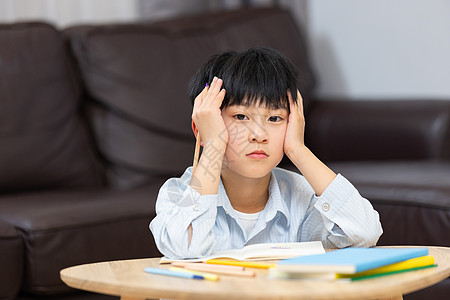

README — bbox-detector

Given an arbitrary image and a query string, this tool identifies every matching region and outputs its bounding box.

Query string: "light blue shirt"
[150,167,383,259]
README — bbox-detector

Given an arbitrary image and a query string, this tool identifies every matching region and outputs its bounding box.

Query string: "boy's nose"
[248,125,268,143]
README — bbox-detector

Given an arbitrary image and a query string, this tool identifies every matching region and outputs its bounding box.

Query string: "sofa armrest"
[0,221,23,300]
[305,99,450,162]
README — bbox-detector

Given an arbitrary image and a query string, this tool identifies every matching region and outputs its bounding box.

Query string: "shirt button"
[322,203,330,212]
[193,204,200,211]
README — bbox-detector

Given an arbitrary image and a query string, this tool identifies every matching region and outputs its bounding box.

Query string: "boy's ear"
[191,121,204,147]
[191,120,198,138]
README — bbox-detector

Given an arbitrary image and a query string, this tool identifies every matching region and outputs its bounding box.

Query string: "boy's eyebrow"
[270,108,289,113]
[229,106,289,117]
[228,105,287,111]
[264,107,289,115]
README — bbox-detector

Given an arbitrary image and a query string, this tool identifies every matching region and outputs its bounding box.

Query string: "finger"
[192,85,209,120]
[196,85,211,111]
[205,77,224,109]
[216,88,226,107]
[210,77,223,98]
[193,85,208,109]
[205,76,219,99]
[287,90,297,117]
[201,84,209,98]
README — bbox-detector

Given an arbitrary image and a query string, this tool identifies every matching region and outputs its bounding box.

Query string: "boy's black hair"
[188,50,237,105]
[188,46,299,110]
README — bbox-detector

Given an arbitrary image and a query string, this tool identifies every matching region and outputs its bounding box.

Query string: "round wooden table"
[60,246,450,300]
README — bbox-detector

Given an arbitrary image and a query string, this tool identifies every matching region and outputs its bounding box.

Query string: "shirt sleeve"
[300,174,383,248]
[149,168,218,259]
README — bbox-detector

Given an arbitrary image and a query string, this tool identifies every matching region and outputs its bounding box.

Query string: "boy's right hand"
[190,76,227,198]
[192,76,228,146]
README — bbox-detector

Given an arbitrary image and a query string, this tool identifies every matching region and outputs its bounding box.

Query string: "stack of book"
[271,247,436,281]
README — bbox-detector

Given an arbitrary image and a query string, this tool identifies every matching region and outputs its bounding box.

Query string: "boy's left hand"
[284,89,306,159]
[284,89,337,196]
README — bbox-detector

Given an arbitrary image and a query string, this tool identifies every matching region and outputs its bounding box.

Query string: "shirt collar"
[263,172,291,226]
[217,180,235,218]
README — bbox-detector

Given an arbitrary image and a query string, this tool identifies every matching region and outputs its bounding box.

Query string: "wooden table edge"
[60,246,450,300]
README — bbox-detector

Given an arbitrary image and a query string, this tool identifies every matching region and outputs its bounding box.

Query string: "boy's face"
[220,102,288,180]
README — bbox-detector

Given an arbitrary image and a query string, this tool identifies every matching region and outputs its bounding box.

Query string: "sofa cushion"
[66,7,315,188]
[0,221,23,300]
[329,161,450,247]
[306,99,450,162]
[0,22,102,193]
[0,182,164,295]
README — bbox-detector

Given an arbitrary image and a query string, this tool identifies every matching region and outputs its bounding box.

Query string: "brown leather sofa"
[1,7,449,300]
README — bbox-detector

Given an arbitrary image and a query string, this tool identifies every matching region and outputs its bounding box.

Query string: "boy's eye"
[268,116,283,122]
[233,114,248,121]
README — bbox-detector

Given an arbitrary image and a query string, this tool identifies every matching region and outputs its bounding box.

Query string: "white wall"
[2,0,449,100]
[307,0,450,99]
[0,0,139,27]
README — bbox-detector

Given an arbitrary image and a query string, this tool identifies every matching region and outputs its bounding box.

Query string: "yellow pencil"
[206,259,276,269]
[169,267,220,281]
[172,262,256,277]
[192,132,201,173]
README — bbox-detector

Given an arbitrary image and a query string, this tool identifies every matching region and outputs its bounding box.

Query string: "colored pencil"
[206,259,276,269]
[172,262,256,277]
[144,267,204,280]
[169,267,219,281]
[192,132,201,172]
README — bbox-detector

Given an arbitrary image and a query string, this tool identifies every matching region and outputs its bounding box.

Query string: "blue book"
[276,247,428,274]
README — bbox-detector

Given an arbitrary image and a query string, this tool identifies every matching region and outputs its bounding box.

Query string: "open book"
[160,241,325,264]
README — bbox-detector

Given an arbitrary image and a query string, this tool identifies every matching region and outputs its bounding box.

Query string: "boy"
[150,47,382,259]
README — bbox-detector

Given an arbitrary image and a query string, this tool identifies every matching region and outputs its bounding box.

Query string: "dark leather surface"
[65,7,315,189]
[306,99,450,162]
[329,161,450,247]
[18,291,118,300]
[84,104,193,188]
[0,221,23,300]
[0,182,164,294]
[405,278,450,300]
[0,22,103,193]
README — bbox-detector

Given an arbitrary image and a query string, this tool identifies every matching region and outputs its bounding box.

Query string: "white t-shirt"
[233,209,261,238]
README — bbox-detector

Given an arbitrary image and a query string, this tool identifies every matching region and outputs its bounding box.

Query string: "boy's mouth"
[246,150,269,159]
